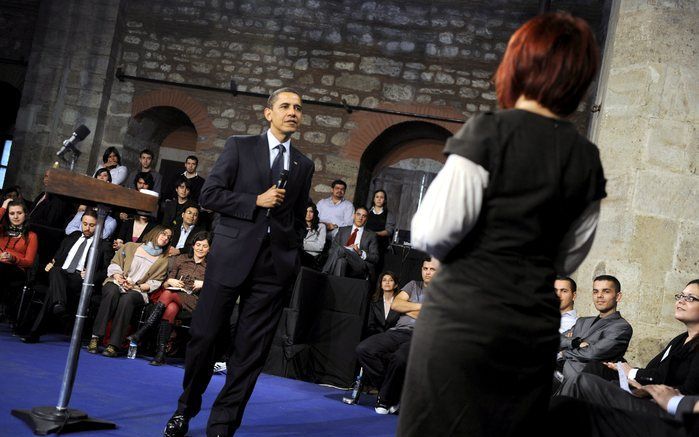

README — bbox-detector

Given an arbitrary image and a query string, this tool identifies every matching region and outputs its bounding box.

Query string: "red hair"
[494,12,600,117]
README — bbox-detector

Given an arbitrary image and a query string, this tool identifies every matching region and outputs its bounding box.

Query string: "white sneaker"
[213,362,227,374]
[389,404,399,414]
[374,405,390,415]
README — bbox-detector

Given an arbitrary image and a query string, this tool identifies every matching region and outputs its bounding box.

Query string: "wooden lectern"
[12,168,159,435]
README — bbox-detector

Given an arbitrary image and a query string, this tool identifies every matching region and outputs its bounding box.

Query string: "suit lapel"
[254,134,271,188]
[584,313,619,337]
[288,146,302,190]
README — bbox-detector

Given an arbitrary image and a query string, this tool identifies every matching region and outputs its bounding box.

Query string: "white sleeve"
[554,200,601,275]
[411,154,489,260]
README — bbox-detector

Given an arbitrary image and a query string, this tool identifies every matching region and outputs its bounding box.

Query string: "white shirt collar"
[266,129,291,154]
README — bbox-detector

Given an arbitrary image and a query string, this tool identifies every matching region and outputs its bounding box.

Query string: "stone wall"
[7,0,124,194]
[576,0,699,365]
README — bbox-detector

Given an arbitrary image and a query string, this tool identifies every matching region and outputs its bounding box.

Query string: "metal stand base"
[12,405,116,435]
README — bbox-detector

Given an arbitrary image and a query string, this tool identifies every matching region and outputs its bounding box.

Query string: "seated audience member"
[322,206,379,279]
[558,275,632,381]
[356,257,439,414]
[549,385,699,437]
[168,205,205,257]
[126,149,162,194]
[365,189,396,259]
[113,214,156,251]
[2,185,27,206]
[117,171,156,223]
[64,169,117,240]
[558,279,699,415]
[93,146,128,186]
[88,226,171,357]
[164,155,205,204]
[317,179,354,240]
[128,232,210,365]
[29,169,73,231]
[366,271,401,338]
[161,176,194,227]
[0,199,38,304]
[556,276,578,334]
[301,201,326,269]
[21,209,111,342]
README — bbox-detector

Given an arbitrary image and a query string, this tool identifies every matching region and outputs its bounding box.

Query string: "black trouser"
[322,243,368,278]
[30,267,83,335]
[92,282,144,348]
[356,329,412,405]
[177,240,286,437]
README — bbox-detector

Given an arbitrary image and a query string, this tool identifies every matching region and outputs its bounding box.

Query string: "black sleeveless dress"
[398,109,606,437]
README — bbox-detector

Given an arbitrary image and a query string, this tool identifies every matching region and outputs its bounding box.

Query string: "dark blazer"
[53,231,113,285]
[116,219,156,244]
[200,133,314,288]
[170,224,206,254]
[560,312,633,379]
[333,226,380,265]
[636,332,699,394]
[366,298,401,337]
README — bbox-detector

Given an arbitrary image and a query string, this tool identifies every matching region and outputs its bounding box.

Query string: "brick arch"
[343,103,464,161]
[131,88,216,150]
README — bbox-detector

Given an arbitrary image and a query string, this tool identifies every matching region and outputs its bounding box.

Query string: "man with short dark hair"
[356,257,439,415]
[127,149,162,194]
[168,205,204,257]
[558,274,632,380]
[317,179,354,239]
[183,155,205,202]
[21,209,112,342]
[164,87,314,437]
[321,206,379,279]
[555,276,578,333]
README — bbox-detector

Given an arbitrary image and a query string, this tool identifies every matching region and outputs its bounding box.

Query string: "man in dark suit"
[558,275,633,381]
[322,206,379,279]
[20,208,111,342]
[167,205,205,257]
[164,88,314,437]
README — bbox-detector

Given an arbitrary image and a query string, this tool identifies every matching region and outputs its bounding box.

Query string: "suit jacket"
[200,133,314,288]
[678,395,699,416]
[636,332,699,394]
[560,312,633,378]
[53,231,113,285]
[366,299,401,337]
[333,225,380,266]
[171,224,206,254]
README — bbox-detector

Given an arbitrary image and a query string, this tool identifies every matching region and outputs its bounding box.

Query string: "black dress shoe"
[52,302,66,315]
[163,413,189,437]
[20,334,39,343]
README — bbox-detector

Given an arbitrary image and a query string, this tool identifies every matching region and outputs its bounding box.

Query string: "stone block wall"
[575,0,699,365]
[7,0,124,194]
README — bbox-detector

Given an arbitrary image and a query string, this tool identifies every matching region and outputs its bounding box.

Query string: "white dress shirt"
[175,224,194,249]
[61,235,94,272]
[344,225,367,260]
[266,129,290,172]
[411,154,600,273]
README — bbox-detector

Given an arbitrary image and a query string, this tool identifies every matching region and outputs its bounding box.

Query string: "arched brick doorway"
[355,121,454,233]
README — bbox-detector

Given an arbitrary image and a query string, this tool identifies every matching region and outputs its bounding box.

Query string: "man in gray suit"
[558,275,633,380]
[322,206,379,279]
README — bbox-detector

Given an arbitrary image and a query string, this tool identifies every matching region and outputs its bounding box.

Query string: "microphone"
[57,124,91,160]
[266,169,289,218]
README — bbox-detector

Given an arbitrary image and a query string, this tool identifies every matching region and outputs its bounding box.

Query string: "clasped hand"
[256,185,286,209]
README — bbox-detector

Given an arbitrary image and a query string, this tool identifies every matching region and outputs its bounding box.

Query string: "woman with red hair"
[401,12,604,436]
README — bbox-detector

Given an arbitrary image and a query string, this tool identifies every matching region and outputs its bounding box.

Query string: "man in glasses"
[557,274,633,382]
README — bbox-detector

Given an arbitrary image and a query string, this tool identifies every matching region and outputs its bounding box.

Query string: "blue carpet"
[0,325,397,436]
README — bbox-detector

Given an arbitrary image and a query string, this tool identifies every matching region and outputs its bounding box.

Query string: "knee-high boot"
[128,302,166,343]
[149,320,172,366]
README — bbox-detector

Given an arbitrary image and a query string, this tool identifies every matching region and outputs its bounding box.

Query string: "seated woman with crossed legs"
[128,231,210,365]
[88,225,171,357]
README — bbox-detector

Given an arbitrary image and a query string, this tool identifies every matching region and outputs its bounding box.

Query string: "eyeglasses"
[675,293,699,303]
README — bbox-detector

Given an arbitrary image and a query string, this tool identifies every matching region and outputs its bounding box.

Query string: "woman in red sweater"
[0,198,39,290]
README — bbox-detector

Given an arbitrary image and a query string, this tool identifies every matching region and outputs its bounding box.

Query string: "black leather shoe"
[163,413,189,437]
[20,334,39,343]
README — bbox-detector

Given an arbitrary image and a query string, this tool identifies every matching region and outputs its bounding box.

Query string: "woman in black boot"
[147,231,210,365]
